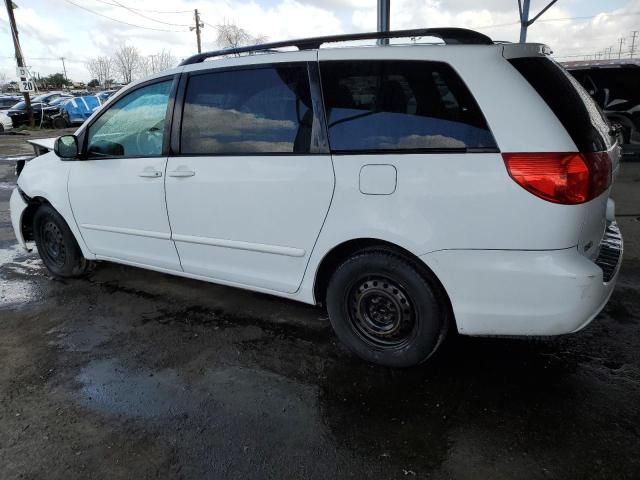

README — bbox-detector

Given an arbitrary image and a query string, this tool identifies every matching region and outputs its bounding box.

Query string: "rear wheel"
[52,116,68,129]
[33,204,93,277]
[326,250,447,367]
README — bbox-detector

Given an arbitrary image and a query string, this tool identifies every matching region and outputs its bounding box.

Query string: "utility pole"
[191,9,204,54]
[518,0,558,43]
[605,46,613,59]
[377,0,390,46]
[630,31,639,58]
[60,57,68,82]
[617,37,625,59]
[4,0,33,126]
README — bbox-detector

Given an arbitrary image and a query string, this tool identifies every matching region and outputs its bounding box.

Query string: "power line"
[92,0,192,27]
[91,0,192,14]
[476,10,640,30]
[62,0,187,32]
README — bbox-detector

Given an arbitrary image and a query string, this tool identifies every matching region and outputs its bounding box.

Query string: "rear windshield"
[508,57,612,152]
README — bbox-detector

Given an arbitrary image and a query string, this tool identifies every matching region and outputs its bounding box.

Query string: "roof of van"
[179,27,497,66]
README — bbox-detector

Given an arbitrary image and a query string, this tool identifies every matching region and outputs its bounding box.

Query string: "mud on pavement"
[1,160,640,479]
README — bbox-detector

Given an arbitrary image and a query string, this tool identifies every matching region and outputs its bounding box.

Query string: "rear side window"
[320,60,497,153]
[181,65,314,155]
[508,57,611,152]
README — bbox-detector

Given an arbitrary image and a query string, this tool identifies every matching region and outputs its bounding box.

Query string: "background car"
[6,92,72,127]
[0,110,13,132]
[566,61,640,159]
[62,95,102,126]
[0,95,22,110]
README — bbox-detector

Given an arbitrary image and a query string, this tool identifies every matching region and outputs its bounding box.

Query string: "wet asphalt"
[0,154,639,479]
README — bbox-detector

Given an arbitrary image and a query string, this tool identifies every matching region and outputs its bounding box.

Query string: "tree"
[113,45,141,84]
[215,22,267,53]
[43,73,72,89]
[139,49,176,77]
[88,79,100,89]
[86,56,114,88]
[0,71,7,92]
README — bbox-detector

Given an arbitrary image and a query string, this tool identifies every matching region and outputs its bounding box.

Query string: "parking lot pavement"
[0,160,639,480]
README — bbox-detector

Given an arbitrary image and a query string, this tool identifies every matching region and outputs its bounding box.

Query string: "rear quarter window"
[508,57,612,152]
[320,60,497,153]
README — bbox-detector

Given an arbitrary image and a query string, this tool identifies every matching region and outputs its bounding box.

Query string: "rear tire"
[33,204,93,277]
[326,250,447,367]
[52,116,68,129]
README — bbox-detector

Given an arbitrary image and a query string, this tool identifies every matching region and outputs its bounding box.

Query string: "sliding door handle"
[138,169,162,178]
[168,170,196,178]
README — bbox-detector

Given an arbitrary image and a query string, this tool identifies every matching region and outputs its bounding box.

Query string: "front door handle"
[138,169,162,178]
[168,169,196,178]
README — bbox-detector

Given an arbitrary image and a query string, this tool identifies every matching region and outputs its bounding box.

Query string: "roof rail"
[179,27,493,66]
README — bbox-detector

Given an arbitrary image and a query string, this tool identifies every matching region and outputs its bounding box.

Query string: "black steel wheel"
[38,219,67,269]
[326,250,448,367]
[347,275,416,350]
[33,204,93,277]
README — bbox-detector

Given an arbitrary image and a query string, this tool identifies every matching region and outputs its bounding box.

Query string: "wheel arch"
[20,195,52,242]
[312,238,455,329]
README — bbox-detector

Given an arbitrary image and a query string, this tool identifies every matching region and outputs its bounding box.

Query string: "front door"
[68,78,181,271]
[165,61,334,293]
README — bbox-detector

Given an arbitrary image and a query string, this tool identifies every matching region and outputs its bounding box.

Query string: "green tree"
[44,73,72,89]
[88,79,100,89]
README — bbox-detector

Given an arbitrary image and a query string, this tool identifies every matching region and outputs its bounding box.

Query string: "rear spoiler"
[502,43,553,59]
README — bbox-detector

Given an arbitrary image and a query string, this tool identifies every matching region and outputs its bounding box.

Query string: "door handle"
[138,169,162,178]
[168,170,196,177]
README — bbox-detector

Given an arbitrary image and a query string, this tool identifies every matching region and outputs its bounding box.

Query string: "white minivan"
[10,28,623,366]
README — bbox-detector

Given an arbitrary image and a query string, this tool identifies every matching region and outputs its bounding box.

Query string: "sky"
[1,0,639,83]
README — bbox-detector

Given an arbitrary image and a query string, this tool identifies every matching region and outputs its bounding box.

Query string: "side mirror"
[54,135,79,159]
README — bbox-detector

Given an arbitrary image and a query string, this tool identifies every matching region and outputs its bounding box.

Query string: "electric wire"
[62,0,187,32]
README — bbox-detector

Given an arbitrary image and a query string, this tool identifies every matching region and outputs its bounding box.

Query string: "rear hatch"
[505,52,621,261]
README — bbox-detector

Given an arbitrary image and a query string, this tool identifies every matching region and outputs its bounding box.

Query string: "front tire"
[33,204,92,277]
[326,250,447,367]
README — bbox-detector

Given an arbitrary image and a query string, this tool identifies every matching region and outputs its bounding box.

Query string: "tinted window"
[320,61,496,153]
[87,80,172,158]
[509,57,611,152]
[181,65,313,155]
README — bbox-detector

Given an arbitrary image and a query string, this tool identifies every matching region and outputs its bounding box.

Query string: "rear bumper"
[10,187,29,250]
[421,224,623,336]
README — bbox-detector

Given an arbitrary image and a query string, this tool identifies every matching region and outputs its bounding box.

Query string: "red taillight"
[502,152,612,205]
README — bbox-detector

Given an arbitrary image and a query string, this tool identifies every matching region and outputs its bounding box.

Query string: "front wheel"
[33,204,93,277]
[326,250,448,367]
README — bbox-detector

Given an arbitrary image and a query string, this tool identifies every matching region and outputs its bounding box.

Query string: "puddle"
[76,359,318,422]
[0,242,42,306]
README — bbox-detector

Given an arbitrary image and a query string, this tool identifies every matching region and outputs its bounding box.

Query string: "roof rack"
[179,27,493,66]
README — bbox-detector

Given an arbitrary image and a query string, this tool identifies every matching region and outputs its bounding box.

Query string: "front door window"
[86,80,172,158]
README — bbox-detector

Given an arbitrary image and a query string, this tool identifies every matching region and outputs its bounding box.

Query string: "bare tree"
[0,71,8,92]
[139,49,176,77]
[215,22,267,53]
[113,45,141,84]
[85,56,114,88]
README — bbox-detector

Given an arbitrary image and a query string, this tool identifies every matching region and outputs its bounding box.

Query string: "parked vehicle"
[6,92,72,127]
[0,95,22,110]
[565,60,640,158]
[96,90,118,103]
[10,28,623,367]
[62,95,103,125]
[0,110,13,132]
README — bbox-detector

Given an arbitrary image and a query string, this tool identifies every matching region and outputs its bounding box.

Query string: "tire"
[326,250,447,367]
[33,204,92,277]
[52,116,67,129]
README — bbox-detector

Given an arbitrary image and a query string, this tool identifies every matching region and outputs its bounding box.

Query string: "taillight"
[502,152,612,205]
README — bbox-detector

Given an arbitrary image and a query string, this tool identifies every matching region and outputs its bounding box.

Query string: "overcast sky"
[1,0,639,83]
